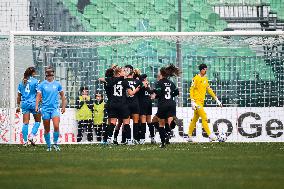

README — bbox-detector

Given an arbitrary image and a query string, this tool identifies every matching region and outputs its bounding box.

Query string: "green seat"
[236,57,275,81]
[214,20,228,31]
[166,13,177,30]
[70,0,78,5]
[91,20,113,31]
[109,18,124,30]
[143,6,157,20]
[89,14,105,28]
[216,48,233,57]
[236,48,256,57]
[117,20,136,32]
[207,0,222,5]
[270,0,283,12]
[83,5,97,20]
[278,9,284,20]
[155,20,170,31]
[97,47,112,57]
[207,13,221,25]
[276,4,284,20]
[167,0,176,6]
[90,0,96,5]
[199,5,214,19]
[154,0,168,14]
[102,7,123,21]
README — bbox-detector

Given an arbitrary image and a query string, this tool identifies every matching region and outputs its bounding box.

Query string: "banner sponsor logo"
[0,107,283,144]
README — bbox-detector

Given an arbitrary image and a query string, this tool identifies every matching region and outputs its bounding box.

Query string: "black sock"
[108,123,115,138]
[103,124,115,142]
[153,122,159,130]
[140,123,146,139]
[165,123,171,137]
[158,127,166,144]
[86,121,93,142]
[148,123,155,138]
[124,124,131,140]
[103,124,109,142]
[121,129,126,143]
[170,119,176,129]
[77,123,84,142]
[133,123,140,141]
[114,129,119,140]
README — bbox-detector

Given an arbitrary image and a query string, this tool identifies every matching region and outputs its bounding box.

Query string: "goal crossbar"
[10,31,284,37]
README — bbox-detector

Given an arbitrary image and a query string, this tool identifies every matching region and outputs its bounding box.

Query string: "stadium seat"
[62,0,271,83]
[83,5,97,20]
[214,20,228,31]
[199,5,214,19]
[70,0,77,5]
[207,0,221,5]
[216,48,234,57]
[207,13,220,25]
[276,4,284,20]
[269,0,283,12]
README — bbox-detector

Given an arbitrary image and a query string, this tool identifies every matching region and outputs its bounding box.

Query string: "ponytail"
[160,64,181,78]
[23,67,36,85]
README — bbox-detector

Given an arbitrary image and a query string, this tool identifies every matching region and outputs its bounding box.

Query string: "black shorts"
[139,101,152,115]
[128,101,140,115]
[108,103,130,119]
[156,103,176,119]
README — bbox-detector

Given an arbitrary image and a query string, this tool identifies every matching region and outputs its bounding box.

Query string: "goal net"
[1,31,284,144]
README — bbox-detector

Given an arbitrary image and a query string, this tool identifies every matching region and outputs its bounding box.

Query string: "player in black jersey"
[138,74,155,144]
[103,66,141,145]
[99,67,115,143]
[124,65,143,144]
[154,64,180,148]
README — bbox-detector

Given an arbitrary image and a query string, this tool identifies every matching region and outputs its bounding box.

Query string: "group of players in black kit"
[99,64,180,148]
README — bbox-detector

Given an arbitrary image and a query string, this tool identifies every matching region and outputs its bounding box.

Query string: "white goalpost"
[3,30,284,144]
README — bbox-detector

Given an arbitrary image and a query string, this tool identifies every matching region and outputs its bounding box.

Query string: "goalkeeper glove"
[215,98,222,107]
[191,100,197,110]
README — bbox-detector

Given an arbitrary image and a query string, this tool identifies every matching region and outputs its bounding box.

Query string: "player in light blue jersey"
[16,67,41,146]
[36,66,66,152]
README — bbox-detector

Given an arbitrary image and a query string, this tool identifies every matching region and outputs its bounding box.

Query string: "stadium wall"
[0,107,283,144]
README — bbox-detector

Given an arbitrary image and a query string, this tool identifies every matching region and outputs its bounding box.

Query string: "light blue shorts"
[22,103,39,115]
[42,108,60,120]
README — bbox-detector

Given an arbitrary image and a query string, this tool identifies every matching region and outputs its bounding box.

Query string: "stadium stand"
[26,0,284,107]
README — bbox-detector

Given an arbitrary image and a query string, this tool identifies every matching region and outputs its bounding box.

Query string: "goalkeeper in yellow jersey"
[187,64,222,142]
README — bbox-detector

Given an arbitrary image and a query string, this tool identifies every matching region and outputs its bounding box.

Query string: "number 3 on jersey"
[165,87,171,99]
[114,82,123,97]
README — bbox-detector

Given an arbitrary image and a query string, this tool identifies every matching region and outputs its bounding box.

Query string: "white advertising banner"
[0,107,284,144]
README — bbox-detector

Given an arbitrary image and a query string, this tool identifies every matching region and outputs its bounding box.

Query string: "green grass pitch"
[0,143,283,189]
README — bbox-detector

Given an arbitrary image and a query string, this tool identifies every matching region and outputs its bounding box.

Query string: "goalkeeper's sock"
[201,120,210,137]
[53,132,59,145]
[158,127,166,144]
[22,123,29,143]
[188,120,197,136]
[31,122,40,136]
[44,133,51,148]
[148,123,155,138]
